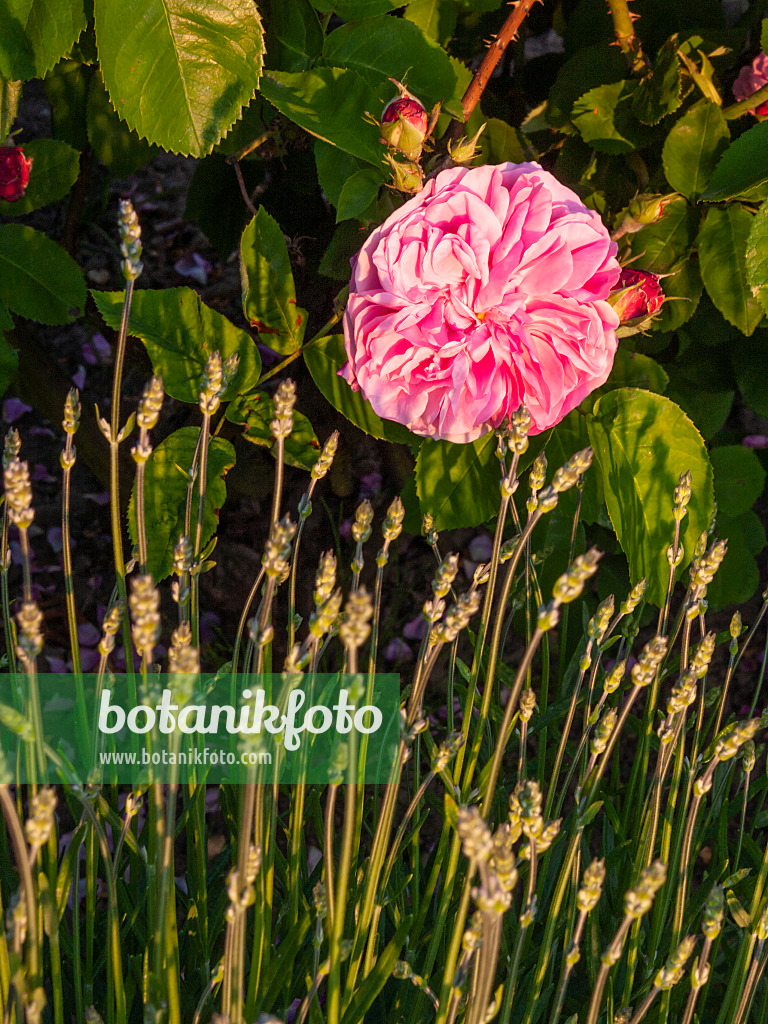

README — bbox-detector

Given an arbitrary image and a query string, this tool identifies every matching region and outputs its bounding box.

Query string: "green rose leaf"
[731,329,768,418]
[44,59,91,153]
[0,0,87,82]
[318,221,367,280]
[129,427,235,582]
[315,140,361,208]
[259,68,385,167]
[664,377,734,442]
[241,208,308,355]
[746,198,768,317]
[572,81,651,154]
[706,511,766,610]
[0,138,80,216]
[546,45,627,130]
[701,121,768,201]
[226,392,321,472]
[632,39,682,125]
[698,206,764,337]
[710,445,766,519]
[404,0,458,46]
[0,224,85,325]
[665,335,735,439]
[322,15,465,116]
[266,0,323,73]
[87,70,160,176]
[91,287,261,404]
[303,333,418,445]
[479,118,526,165]
[599,349,669,395]
[547,411,603,525]
[0,299,13,331]
[93,0,265,157]
[652,258,703,333]
[0,334,18,398]
[628,195,699,274]
[415,433,500,532]
[587,388,714,606]
[336,168,385,223]
[662,100,730,199]
[313,0,416,17]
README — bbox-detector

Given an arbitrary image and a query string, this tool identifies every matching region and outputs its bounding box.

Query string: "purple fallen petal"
[32,463,55,483]
[29,426,56,438]
[743,435,768,448]
[113,645,141,672]
[256,344,281,366]
[403,614,427,640]
[77,623,101,647]
[3,398,32,423]
[72,365,86,390]
[47,527,64,552]
[46,656,69,674]
[92,333,112,362]
[468,533,493,561]
[384,637,412,662]
[84,491,110,505]
[360,472,383,499]
[80,648,101,672]
[199,611,221,645]
[174,253,211,285]
[81,342,97,366]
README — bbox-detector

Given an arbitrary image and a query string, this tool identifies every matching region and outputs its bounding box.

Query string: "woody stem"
[605,0,644,71]
[458,0,542,124]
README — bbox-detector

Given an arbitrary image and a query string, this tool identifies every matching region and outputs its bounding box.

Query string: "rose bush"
[341,162,622,443]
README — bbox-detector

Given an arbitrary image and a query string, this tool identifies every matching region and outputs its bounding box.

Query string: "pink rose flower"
[733,53,768,116]
[341,162,621,443]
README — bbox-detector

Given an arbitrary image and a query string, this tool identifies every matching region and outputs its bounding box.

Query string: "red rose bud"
[610,269,664,322]
[380,88,428,162]
[0,144,32,203]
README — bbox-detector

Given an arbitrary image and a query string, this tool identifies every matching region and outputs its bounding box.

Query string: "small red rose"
[0,145,33,202]
[610,268,664,322]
